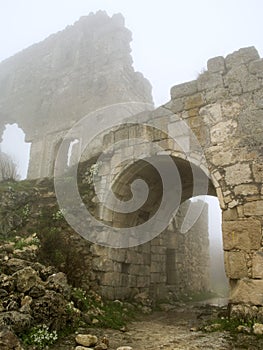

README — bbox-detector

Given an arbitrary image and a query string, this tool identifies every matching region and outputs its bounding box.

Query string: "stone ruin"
[0,11,263,318]
[0,11,153,179]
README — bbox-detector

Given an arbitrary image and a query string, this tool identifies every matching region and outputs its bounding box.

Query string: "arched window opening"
[0,123,31,180]
[67,139,80,167]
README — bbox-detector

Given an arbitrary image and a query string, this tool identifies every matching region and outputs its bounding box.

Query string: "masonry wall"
[91,200,210,301]
[93,47,262,314]
[0,11,153,179]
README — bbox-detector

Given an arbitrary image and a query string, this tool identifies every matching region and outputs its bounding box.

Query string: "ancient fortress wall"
[0,11,153,178]
[0,10,262,316]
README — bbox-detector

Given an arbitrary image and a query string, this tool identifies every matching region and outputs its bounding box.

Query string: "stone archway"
[89,47,263,314]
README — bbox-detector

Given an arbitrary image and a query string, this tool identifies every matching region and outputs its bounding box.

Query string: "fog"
[1,1,261,289]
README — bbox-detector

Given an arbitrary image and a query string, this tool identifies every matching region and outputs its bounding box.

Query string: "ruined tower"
[0,11,153,178]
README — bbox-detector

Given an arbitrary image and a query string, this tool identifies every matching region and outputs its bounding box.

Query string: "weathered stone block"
[170,80,197,99]
[234,184,259,196]
[222,219,262,250]
[197,72,224,91]
[136,276,150,288]
[230,279,263,305]
[207,56,225,73]
[210,120,237,144]
[252,163,263,183]
[165,98,184,113]
[150,261,166,273]
[184,93,206,110]
[252,252,263,279]
[241,75,261,93]
[100,272,121,286]
[205,87,228,103]
[222,208,238,221]
[249,59,263,77]
[225,47,260,69]
[224,251,247,278]
[244,201,263,216]
[225,163,252,186]
[92,257,121,272]
[199,103,222,125]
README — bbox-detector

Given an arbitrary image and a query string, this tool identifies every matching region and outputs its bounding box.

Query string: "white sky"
[0,0,262,105]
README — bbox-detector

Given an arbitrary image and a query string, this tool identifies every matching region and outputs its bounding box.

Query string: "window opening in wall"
[0,123,31,180]
[67,139,80,167]
[121,262,130,274]
[192,195,229,300]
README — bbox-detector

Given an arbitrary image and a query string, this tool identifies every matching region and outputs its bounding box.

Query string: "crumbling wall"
[0,11,153,179]
[93,47,262,314]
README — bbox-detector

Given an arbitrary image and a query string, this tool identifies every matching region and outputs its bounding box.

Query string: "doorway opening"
[0,123,31,180]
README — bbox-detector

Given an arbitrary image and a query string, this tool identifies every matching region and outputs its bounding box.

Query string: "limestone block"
[252,163,263,183]
[207,56,226,73]
[230,279,263,305]
[170,80,197,99]
[129,265,150,276]
[225,47,260,69]
[125,251,144,265]
[252,252,263,279]
[225,163,252,186]
[210,120,237,144]
[165,98,184,113]
[197,72,224,91]
[249,59,263,77]
[234,184,259,196]
[205,87,228,103]
[199,103,222,125]
[222,208,238,221]
[224,251,247,278]
[136,276,150,288]
[100,272,121,286]
[184,93,206,110]
[241,75,261,92]
[222,219,261,250]
[244,201,263,216]
[92,257,121,272]
[228,82,243,95]
[150,261,166,273]
[221,100,242,118]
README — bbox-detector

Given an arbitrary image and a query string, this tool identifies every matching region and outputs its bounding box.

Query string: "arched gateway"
[0,12,262,318]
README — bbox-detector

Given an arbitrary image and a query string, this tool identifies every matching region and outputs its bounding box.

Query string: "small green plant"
[71,288,136,329]
[21,324,58,349]
[21,204,30,220]
[52,209,66,221]
[202,316,255,334]
[14,236,40,250]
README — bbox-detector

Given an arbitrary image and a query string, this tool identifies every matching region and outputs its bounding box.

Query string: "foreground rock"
[75,334,98,347]
[0,328,24,350]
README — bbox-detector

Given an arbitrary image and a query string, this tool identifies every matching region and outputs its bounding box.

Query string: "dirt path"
[50,305,263,350]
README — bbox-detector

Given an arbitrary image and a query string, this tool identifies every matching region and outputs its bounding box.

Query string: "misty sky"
[0,1,261,256]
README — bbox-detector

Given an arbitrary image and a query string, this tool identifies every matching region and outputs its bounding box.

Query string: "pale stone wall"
[91,200,210,300]
[94,47,262,312]
[0,11,153,179]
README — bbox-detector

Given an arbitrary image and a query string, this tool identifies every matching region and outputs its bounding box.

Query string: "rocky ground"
[1,195,263,350]
[46,305,263,350]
